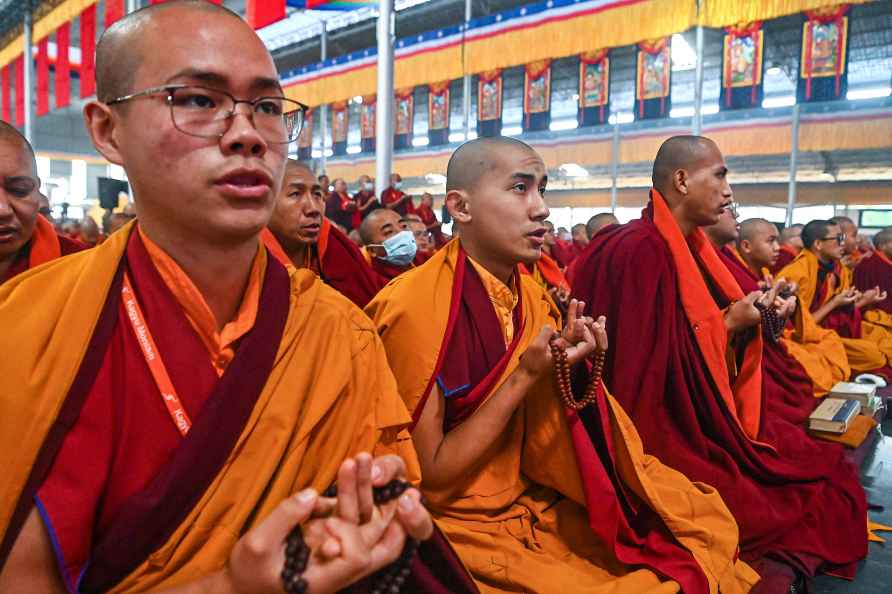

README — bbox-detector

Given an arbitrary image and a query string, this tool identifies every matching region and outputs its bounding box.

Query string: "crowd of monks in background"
[3,2,892,594]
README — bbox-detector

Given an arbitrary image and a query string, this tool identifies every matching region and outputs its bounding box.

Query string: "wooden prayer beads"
[282,480,417,594]
[551,338,606,410]
[755,302,785,343]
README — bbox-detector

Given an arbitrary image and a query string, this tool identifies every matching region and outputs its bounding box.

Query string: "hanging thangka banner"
[428,81,450,146]
[331,101,348,156]
[523,60,551,132]
[636,38,671,120]
[798,5,849,103]
[394,88,414,150]
[477,70,503,138]
[360,95,376,152]
[578,49,610,127]
[720,22,764,110]
[297,108,313,161]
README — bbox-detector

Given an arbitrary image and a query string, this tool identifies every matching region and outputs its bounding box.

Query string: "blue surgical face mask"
[394,181,403,190]
[379,230,417,267]
[362,182,373,192]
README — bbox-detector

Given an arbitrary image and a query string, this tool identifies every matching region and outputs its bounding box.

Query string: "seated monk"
[520,229,571,314]
[401,214,435,265]
[353,174,379,220]
[572,136,868,585]
[264,158,387,308]
[367,137,758,594]
[778,220,892,379]
[586,212,619,240]
[734,218,850,397]
[770,223,803,275]
[830,215,867,270]
[0,123,85,284]
[854,227,892,318]
[359,208,417,280]
[325,178,359,232]
[381,173,414,217]
[704,212,823,426]
[0,4,480,593]
[552,223,588,268]
[415,193,447,247]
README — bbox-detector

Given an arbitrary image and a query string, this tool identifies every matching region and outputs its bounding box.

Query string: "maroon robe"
[415,203,447,247]
[371,257,412,281]
[770,245,798,276]
[353,190,379,221]
[381,187,414,217]
[716,246,819,425]
[854,252,892,316]
[325,191,358,231]
[571,201,867,580]
[316,223,388,308]
[1,234,85,284]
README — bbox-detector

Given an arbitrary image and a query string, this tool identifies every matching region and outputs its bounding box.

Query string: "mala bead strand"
[550,339,606,410]
[282,480,418,594]
[755,302,784,343]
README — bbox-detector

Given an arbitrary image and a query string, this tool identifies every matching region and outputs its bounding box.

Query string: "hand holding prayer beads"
[724,291,764,332]
[551,339,607,410]
[520,300,604,378]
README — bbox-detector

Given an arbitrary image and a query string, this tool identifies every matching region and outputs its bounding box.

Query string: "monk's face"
[89,8,287,248]
[268,165,324,247]
[784,228,804,250]
[814,224,844,261]
[881,241,892,260]
[571,226,589,246]
[743,222,780,269]
[462,145,549,267]
[0,139,40,261]
[543,223,556,247]
[334,179,347,194]
[367,209,402,244]
[838,220,859,255]
[405,220,433,253]
[682,142,733,228]
[709,207,739,245]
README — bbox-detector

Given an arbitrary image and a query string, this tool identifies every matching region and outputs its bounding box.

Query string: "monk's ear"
[673,169,689,196]
[83,101,125,166]
[446,189,471,224]
[740,239,752,253]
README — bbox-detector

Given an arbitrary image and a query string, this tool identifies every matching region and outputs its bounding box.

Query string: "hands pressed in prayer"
[855,286,888,309]
[226,454,431,594]
[521,300,605,378]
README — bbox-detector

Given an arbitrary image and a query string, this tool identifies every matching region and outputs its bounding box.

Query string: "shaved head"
[446,136,537,194]
[0,121,36,175]
[586,212,618,239]
[359,208,402,245]
[738,218,776,244]
[652,135,719,195]
[96,0,242,103]
[873,228,892,249]
[779,224,803,245]
[285,158,314,176]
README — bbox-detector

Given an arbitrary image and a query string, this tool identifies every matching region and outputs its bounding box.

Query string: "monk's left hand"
[557,299,599,366]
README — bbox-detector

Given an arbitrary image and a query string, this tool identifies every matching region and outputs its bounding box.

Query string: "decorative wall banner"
[477,69,503,137]
[36,38,49,116]
[578,49,610,126]
[798,5,849,102]
[428,81,450,145]
[247,0,285,29]
[331,101,349,156]
[523,59,551,132]
[298,108,313,161]
[14,55,24,127]
[636,37,671,120]
[105,0,124,27]
[79,5,97,98]
[394,88,414,150]
[720,22,764,110]
[55,22,71,109]
[1,66,8,122]
[360,95,376,152]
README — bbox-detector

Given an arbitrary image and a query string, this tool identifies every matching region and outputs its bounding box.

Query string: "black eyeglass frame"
[105,84,309,144]
[818,233,846,245]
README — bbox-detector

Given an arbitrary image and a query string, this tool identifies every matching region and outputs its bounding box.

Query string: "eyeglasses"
[106,84,308,145]
[411,229,433,241]
[819,233,846,245]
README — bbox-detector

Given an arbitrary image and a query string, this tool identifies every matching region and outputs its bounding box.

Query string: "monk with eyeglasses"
[0,2,479,593]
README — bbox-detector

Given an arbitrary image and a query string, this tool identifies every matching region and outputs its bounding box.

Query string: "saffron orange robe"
[0,222,474,593]
[521,250,570,295]
[0,215,85,284]
[263,219,387,308]
[779,250,892,377]
[769,244,798,276]
[571,190,867,580]
[366,239,758,594]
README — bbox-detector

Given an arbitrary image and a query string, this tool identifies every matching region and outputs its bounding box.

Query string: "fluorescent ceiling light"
[671,34,696,71]
[550,119,579,131]
[847,87,891,101]
[762,95,796,108]
[766,66,783,76]
[324,149,333,157]
[311,150,322,158]
[670,106,695,118]
[346,145,362,154]
[352,95,363,104]
[502,126,523,136]
[559,163,588,178]
[448,132,466,142]
[608,112,635,125]
[412,137,430,147]
[425,173,447,184]
[702,104,720,115]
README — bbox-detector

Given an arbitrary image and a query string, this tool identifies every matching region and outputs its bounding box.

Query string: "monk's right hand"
[724,291,763,333]
[831,288,859,309]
